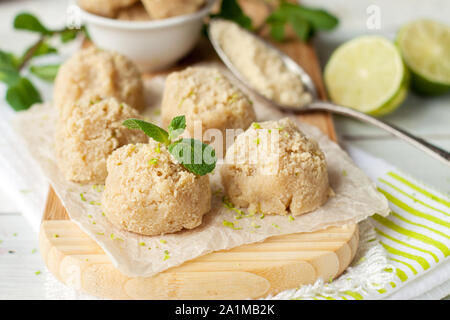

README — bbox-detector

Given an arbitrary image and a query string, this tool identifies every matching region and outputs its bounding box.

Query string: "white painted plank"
[0,216,47,299]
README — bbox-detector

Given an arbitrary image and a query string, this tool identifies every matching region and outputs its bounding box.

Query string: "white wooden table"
[0,0,449,299]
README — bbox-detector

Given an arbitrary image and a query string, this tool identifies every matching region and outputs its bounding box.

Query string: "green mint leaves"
[168,115,186,141]
[211,1,338,42]
[211,0,252,30]
[266,3,339,42]
[169,139,216,176]
[123,119,170,145]
[123,116,216,176]
[1,12,86,111]
[6,77,42,111]
[13,13,52,35]
[30,64,60,82]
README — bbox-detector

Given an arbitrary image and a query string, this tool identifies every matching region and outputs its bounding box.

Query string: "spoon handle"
[306,101,450,166]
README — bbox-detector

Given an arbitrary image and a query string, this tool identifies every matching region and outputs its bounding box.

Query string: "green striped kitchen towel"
[270,146,450,300]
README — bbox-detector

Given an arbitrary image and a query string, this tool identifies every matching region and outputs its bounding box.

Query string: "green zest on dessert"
[222,220,242,230]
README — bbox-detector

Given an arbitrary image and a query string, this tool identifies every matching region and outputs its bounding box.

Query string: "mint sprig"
[123,116,216,176]
[0,12,88,111]
[266,2,339,42]
[168,115,186,141]
[211,0,338,43]
[211,0,252,30]
[123,119,170,145]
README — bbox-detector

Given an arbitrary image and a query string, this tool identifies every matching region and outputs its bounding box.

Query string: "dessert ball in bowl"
[78,0,217,72]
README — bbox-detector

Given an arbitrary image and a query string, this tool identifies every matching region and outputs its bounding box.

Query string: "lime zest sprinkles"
[222,220,242,230]
[251,222,261,229]
[80,192,87,202]
[89,201,101,206]
[222,196,246,218]
[260,213,265,219]
[155,143,161,153]
[110,233,124,241]
[148,158,158,166]
[35,270,41,276]
[163,250,170,261]
[272,223,280,229]
[252,122,262,129]
[159,239,167,244]
[342,170,348,177]
[96,232,104,236]
[31,248,37,254]
[53,234,59,238]
[179,89,194,107]
[255,138,260,145]
[139,242,146,247]
[228,93,239,103]
[13,232,18,237]
[288,215,295,222]
[92,184,104,192]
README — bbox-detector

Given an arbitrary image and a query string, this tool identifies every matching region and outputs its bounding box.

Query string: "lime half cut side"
[324,36,407,115]
[397,19,450,96]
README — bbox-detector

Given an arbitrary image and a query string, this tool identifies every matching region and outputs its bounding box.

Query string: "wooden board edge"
[39,220,358,299]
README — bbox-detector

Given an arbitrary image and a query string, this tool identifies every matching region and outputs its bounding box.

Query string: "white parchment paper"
[14,76,390,277]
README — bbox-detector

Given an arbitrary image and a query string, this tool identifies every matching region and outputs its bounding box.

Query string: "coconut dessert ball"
[117,2,151,21]
[79,0,139,18]
[54,47,145,112]
[161,66,256,149]
[221,118,330,216]
[141,0,205,19]
[102,142,211,236]
[55,97,148,184]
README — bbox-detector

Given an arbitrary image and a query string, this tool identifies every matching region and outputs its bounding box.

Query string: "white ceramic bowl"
[79,0,217,72]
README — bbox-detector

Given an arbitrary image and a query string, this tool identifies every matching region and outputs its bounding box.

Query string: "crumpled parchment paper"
[14,75,390,277]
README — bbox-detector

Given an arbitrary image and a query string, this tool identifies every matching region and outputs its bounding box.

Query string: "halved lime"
[324,36,408,115]
[397,19,450,96]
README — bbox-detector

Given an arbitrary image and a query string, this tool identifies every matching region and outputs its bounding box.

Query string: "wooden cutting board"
[39,1,358,300]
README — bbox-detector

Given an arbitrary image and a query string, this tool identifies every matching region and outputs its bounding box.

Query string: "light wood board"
[39,0,358,299]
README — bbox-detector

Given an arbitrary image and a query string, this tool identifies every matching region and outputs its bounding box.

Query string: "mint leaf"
[289,16,310,42]
[168,115,186,141]
[123,119,170,145]
[0,68,20,86]
[30,64,60,82]
[60,29,78,43]
[28,41,58,58]
[265,3,338,42]
[212,0,252,30]
[0,51,20,85]
[13,13,51,35]
[283,3,338,31]
[6,77,42,111]
[168,138,216,176]
[269,21,286,42]
[0,51,20,69]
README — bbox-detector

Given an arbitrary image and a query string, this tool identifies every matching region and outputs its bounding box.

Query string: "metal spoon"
[208,19,450,166]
